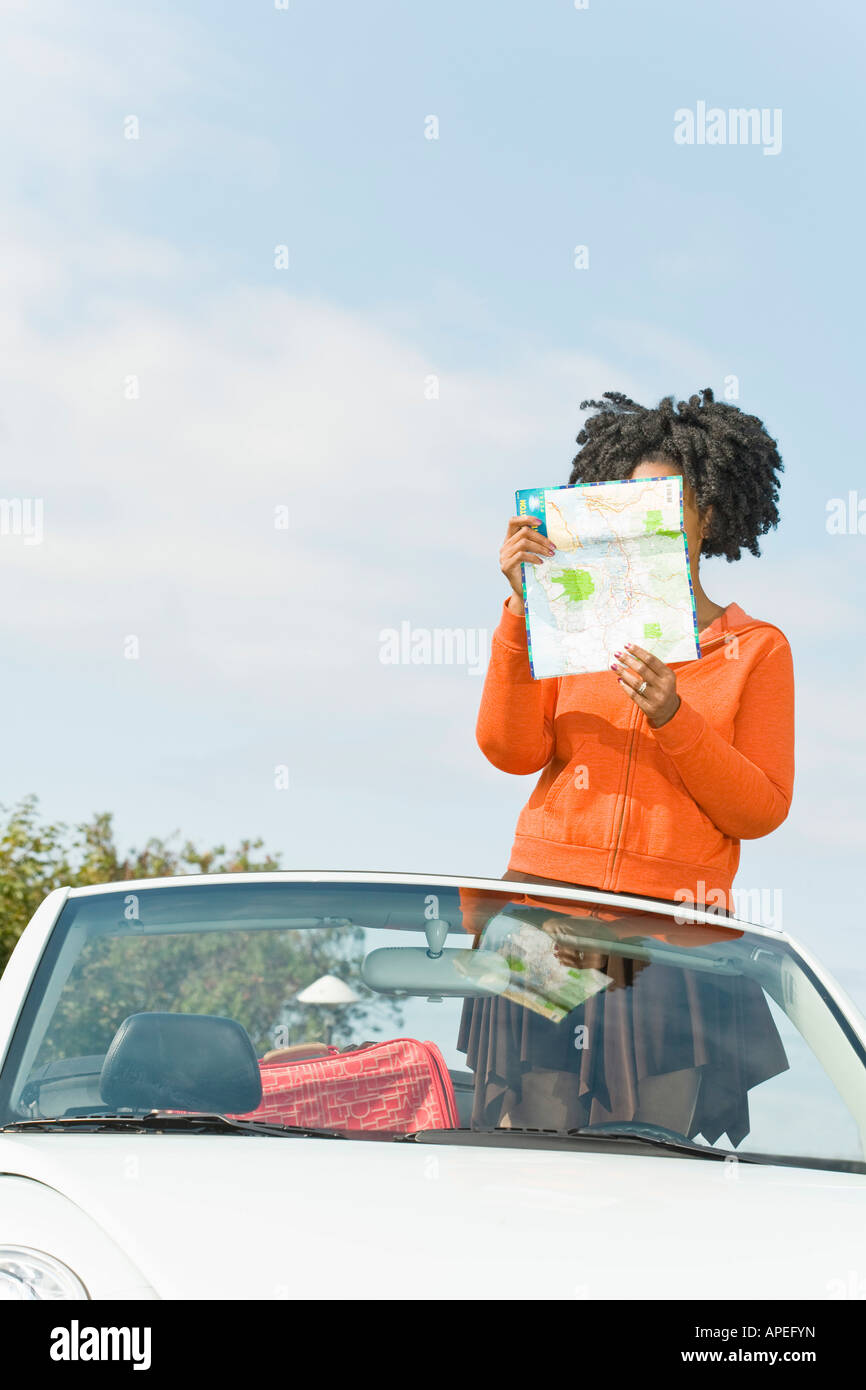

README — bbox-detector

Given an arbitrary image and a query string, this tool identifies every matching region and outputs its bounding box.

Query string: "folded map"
[516,475,702,679]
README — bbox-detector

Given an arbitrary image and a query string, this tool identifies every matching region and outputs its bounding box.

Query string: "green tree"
[0,794,284,973]
[1,797,398,1062]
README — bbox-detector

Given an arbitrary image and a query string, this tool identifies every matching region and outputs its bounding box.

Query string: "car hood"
[1,1133,863,1299]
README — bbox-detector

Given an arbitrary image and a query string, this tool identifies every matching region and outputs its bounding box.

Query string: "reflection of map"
[456,913,612,1023]
[516,476,702,679]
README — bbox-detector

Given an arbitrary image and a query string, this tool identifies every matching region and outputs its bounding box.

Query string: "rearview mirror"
[362,947,509,998]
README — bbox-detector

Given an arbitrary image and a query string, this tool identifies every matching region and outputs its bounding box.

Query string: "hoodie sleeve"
[476,599,560,775]
[649,636,795,839]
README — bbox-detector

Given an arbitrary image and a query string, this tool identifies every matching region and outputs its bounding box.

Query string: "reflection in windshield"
[1,879,863,1171]
[458,902,787,1146]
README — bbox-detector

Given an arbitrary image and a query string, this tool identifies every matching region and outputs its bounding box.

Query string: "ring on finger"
[636,679,648,695]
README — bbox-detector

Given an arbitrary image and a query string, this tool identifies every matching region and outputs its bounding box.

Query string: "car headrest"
[100,1012,263,1115]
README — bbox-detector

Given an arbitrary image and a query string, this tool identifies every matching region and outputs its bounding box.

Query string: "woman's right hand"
[500,516,556,604]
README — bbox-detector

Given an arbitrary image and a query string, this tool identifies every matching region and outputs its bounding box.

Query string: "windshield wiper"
[402,1125,752,1162]
[568,1126,751,1161]
[0,1112,346,1140]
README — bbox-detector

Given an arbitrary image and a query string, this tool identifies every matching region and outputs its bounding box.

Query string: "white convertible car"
[0,871,864,1301]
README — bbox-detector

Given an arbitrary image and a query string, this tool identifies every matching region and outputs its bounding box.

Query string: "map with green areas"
[551,568,595,602]
[456,914,614,1023]
[515,475,701,678]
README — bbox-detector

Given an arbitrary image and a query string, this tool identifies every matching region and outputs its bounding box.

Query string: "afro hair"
[569,387,783,561]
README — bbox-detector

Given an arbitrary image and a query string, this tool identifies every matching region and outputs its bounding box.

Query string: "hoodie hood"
[696,601,786,656]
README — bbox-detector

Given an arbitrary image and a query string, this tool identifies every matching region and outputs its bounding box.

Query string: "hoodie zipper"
[606,623,733,884]
[603,609,768,887]
[608,701,641,886]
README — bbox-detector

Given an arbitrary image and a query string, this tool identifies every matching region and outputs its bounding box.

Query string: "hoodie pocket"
[543,761,575,816]
[630,749,731,866]
[541,740,587,823]
[537,733,627,849]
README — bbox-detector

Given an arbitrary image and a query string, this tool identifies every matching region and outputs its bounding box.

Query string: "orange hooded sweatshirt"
[478,598,795,909]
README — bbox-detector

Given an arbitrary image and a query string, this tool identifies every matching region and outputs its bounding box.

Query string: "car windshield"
[1,878,864,1173]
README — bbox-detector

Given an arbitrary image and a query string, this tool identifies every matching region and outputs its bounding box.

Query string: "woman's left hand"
[554,941,605,971]
[611,643,681,729]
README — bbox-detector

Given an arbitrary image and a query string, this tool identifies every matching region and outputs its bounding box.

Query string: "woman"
[458,388,794,1141]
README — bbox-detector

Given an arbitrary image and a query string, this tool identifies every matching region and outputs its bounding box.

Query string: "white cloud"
[0,0,860,945]
[0,228,642,716]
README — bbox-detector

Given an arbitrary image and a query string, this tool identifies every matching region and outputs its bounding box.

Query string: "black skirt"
[456,871,789,1147]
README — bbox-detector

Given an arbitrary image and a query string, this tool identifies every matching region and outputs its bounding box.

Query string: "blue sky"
[2,0,865,999]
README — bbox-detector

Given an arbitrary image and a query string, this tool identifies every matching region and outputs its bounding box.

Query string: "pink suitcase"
[230,1037,459,1133]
